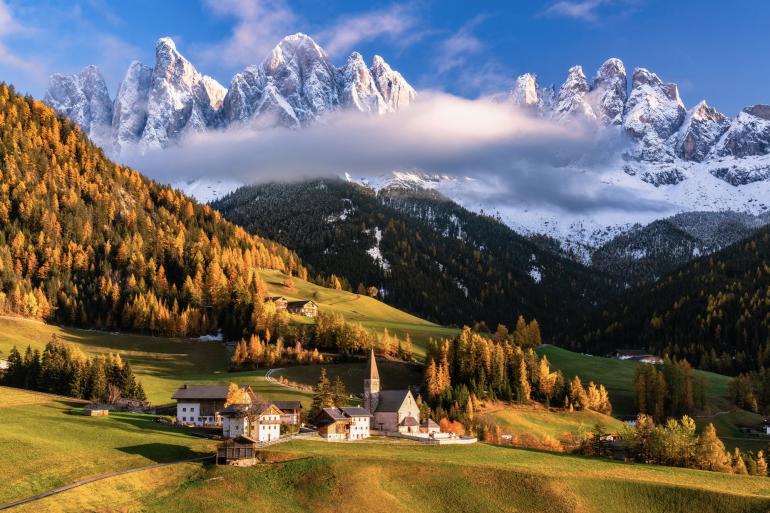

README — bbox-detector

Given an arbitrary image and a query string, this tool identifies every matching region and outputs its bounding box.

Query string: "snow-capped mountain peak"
[590,57,627,125]
[43,65,113,148]
[339,51,389,114]
[555,65,596,120]
[370,54,416,110]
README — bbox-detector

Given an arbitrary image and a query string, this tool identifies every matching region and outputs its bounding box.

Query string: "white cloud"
[128,92,665,215]
[544,0,607,22]
[197,0,299,70]
[318,4,420,57]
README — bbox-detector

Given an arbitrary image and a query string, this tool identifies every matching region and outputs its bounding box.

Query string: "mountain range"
[43,33,415,155]
[43,34,770,282]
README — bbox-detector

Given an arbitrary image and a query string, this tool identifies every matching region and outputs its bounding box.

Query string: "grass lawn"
[136,440,770,513]
[0,386,215,505]
[487,404,626,445]
[0,317,312,406]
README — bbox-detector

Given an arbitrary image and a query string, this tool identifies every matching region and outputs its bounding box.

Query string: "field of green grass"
[260,269,458,357]
[0,386,215,505]
[487,404,626,445]
[41,440,770,513]
[0,316,311,406]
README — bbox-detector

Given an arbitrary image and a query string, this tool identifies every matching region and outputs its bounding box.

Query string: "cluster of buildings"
[171,383,302,442]
[316,349,440,440]
[173,350,453,450]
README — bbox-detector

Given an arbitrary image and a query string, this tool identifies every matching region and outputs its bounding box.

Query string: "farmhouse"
[172,384,256,427]
[216,435,257,465]
[317,406,373,440]
[265,296,288,312]
[220,402,283,442]
[272,400,302,426]
[287,300,318,317]
[364,349,423,434]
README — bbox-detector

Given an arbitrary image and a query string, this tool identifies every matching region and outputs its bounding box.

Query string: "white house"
[317,406,373,441]
[171,384,255,427]
[220,402,283,442]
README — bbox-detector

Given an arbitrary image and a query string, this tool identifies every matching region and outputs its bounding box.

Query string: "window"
[182,407,186,412]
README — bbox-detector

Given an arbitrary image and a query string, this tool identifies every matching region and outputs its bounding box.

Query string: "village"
[169,349,477,465]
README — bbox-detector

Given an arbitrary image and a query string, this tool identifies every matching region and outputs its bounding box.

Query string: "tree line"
[633,358,707,421]
[584,414,768,476]
[422,322,612,429]
[2,335,146,403]
[229,311,414,371]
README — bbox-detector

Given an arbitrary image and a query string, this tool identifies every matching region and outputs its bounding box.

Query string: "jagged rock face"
[43,65,113,147]
[623,68,685,140]
[590,58,627,125]
[140,37,227,150]
[622,68,686,161]
[714,105,770,158]
[262,33,340,124]
[676,101,730,161]
[112,61,152,153]
[509,73,554,116]
[339,52,388,115]
[370,55,416,110]
[554,66,596,120]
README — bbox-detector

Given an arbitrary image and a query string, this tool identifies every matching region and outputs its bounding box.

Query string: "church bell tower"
[364,348,380,413]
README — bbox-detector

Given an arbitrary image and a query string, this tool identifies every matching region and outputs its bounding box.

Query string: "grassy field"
[487,404,626,446]
[0,316,310,406]
[0,386,215,505]
[80,440,770,513]
[260,269,458,358]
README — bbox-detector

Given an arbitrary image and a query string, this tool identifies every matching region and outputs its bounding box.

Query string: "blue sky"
[0,0,768,115]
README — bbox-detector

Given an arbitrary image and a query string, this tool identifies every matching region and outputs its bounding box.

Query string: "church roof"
[400,416,419,427]
[374,389,411,413]
[367,348,380,381]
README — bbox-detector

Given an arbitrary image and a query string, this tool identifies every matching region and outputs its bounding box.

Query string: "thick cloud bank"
[126,92,668,215]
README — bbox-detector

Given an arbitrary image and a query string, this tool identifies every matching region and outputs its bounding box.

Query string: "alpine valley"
[43,34,770,290]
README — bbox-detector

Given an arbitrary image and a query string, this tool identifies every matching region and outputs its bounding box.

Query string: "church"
[363,348,422,434]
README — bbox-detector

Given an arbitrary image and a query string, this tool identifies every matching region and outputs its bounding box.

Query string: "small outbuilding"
[84,404,110,416]
[216,435,257,464]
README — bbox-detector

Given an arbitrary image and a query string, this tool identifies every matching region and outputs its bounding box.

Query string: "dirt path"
[0,455,213,511]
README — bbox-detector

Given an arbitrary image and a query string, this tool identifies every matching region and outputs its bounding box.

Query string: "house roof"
[375,390,411,413]
[272,400,302,411]
[366,348,380,381]
[287,300,316,308]
[232,435,256,444]
[172,384,231,400]
[265,296,287,302]
[319,407,348,423]
[220,404,250,417]
[421,419,439,428]
[400,416,419,427]
[340,406,373,418]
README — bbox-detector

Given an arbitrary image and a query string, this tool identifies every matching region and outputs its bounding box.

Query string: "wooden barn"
[216,435,257,464]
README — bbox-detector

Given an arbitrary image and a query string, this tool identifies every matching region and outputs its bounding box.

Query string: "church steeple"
[364,348,381,413]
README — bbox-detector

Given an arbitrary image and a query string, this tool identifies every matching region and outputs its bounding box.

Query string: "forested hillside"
[0,83,305,339]
[571,225,770,375]
[591,211,768,287]
[213,179,617,335]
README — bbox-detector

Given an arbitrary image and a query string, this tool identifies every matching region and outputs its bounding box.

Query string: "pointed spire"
[367,347,380,381]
